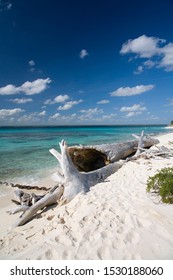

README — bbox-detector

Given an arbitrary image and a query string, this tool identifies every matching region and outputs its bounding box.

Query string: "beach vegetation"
[147,167,173,203]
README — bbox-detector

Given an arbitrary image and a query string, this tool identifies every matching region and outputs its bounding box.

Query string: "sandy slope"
[0,133,173,260]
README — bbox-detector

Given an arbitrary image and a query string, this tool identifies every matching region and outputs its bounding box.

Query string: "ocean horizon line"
[0,124,167,128]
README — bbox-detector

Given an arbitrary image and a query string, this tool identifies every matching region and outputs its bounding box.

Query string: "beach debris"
[10,185,64,228]
[7,186,53,216]
[49,139,123,202]
[12,188,45,207]
[9,140,122,227]
[130,144,173,160]
[68,131,159,168]
[132,130,145,157]
[8,132,159,227]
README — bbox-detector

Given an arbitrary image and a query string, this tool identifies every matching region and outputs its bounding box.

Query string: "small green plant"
[147,167,173,203]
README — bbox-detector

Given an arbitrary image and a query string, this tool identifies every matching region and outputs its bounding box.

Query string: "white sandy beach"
[0,132,173,260]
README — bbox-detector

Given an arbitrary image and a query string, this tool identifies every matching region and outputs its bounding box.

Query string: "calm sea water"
[0,125,171,184]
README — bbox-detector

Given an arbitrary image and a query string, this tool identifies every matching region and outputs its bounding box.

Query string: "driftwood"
[10,185,64,228]
[12,188,45,206]
[132,130,145,157]
[135,145,173,159]
[8,132,159,227]
[9,140,123,227]
[68,132,159,170]
[49,139,123,202]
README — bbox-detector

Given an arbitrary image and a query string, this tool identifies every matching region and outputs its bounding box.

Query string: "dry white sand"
[0,133,173,260]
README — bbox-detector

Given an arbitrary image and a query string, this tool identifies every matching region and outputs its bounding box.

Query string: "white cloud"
[164,98,173,107]
[38,110,46,116]
[79,108,118,123]
[159,43,173,71]
[120,35,173,72]
[0,78,51,95]
[143,60,156,68]
[134,66,143,75]
[80,108,103,114]
[9,98,33,104]
[45,96,82,111]
[17,113,38,123]
[79,108,104,120]
[17,110,46,123]
[120,35,164,58]
[0,108,46,124]
[120,104,147,112]
[53,110,115,124]
[79,49,89,59]
[0,108,24,118]
[57,104,73,111]
[28,60,35,72]
[134,60,157,75]
[44,99,53,105]
[0,1,12,11]
[87,113,117,123]
[28,60,35,66]
[120,104,147,118]
[49,113,77,122]
[97,99,110,104]
[126,112,142,117]
[0,84,18,95]
[7,2,12,10]
[57,99,83,110]
[49,113,61,120]
[44,94,70,105]
[20,78,51,95]
[110,84,154,97]
[100,113,117,120]
[54,95,69,103]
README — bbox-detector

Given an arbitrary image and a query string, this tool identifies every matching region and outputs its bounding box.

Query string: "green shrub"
[147,167,173,203]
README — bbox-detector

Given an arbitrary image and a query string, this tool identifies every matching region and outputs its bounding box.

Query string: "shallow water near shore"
[0,125,170,184]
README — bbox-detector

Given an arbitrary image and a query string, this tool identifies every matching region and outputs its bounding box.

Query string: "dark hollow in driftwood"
[68,148,110,172]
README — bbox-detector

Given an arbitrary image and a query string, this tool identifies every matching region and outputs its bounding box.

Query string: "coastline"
[0,132,173,259]
[0,124,171,184]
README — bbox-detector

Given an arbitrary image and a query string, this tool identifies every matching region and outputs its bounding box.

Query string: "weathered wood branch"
[138,145,173,159]
[133,130,145,157]
[11,185,64,228]
[7,205,30,215]
[68,135,159,166]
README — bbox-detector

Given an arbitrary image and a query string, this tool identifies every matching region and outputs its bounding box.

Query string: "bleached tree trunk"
[10,134,159,227]
[50,136,159,201]
[50,140,123,202]
[69,135,159,163]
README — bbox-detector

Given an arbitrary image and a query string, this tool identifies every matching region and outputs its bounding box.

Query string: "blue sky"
[0,0,173,125]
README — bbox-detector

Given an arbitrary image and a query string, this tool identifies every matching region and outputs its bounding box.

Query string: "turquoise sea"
[0,125,171,184]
